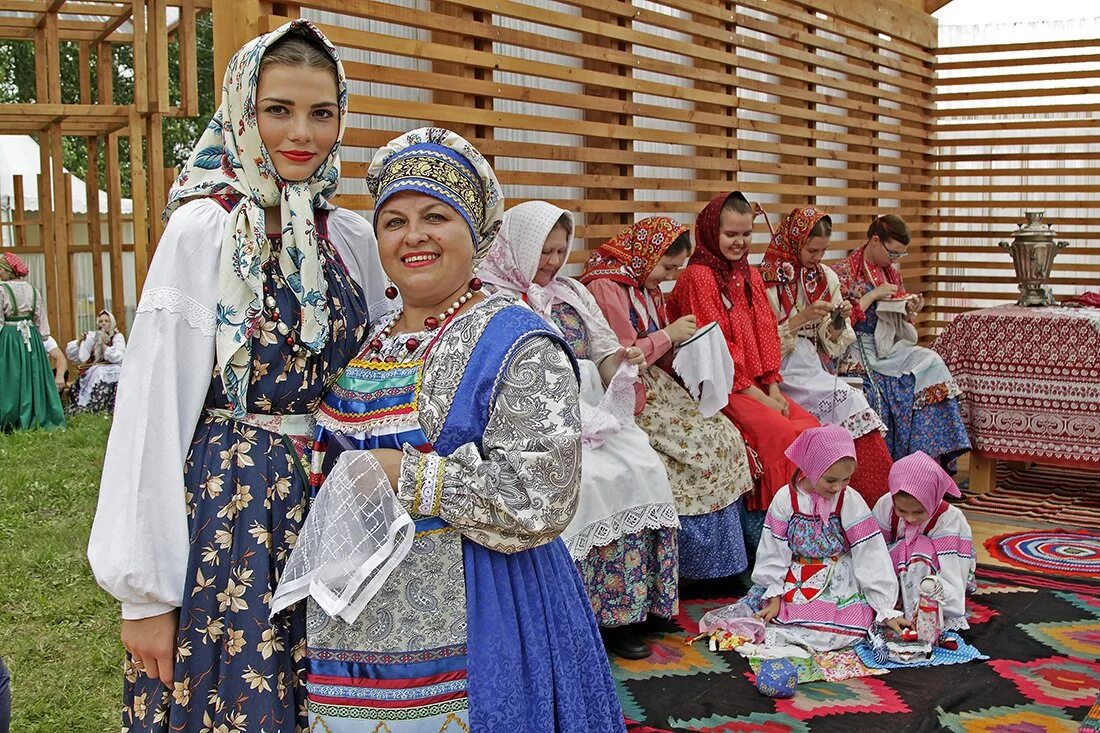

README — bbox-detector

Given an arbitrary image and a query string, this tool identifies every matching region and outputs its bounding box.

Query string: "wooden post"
[179,0,199,116]
[212,0,262,101]
[146,113,167,248]
[50,124,75,342]
[104,131,126,326]
[36,139,60,338]
[429,1,491,145]
[12,177,26,247]
[129,111,150,295]
[969,452,997,495]
[87,139,106,313]
[132,0,149,112]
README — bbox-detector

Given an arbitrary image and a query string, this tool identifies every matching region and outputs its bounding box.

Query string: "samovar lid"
[1007,210,1058,244]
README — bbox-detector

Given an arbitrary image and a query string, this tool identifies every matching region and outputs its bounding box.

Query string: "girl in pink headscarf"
[872,452,976,632]
[741,424,907,651]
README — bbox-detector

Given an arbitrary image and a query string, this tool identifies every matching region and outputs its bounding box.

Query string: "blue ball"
[756,658,799,698]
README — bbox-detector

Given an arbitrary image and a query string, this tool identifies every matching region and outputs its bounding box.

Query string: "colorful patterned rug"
[981,528,1100,595]
[960,464,1100,530]
[613,574,1100,731]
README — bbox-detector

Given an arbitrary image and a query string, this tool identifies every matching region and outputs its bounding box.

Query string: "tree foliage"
[0,11,214,199]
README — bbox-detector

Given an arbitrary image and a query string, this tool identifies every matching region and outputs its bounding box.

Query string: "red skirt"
[722,392,819,512]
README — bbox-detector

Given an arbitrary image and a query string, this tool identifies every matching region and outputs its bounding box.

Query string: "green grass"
[0,413,122,732]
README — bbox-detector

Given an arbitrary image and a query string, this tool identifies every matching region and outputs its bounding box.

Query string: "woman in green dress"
[0,251,64,431]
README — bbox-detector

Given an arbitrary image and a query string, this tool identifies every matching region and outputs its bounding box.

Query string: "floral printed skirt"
[575,527,678,628]
[122,413,309,732]
[863,372,971,463]
[636,368,754,516]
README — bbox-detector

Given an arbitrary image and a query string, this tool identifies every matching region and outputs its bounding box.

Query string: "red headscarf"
[0,251,29,278]
[760,206,831,318]
[580,216,688,293]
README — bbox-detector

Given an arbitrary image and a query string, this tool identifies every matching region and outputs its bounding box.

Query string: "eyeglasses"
[881,239,908,260]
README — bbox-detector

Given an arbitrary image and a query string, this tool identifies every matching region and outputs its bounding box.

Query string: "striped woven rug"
[961,464,1100,530]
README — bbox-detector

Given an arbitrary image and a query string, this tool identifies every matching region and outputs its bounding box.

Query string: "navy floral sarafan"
[121,213,369,733]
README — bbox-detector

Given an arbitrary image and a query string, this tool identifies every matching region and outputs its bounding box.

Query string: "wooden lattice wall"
[929,37,1100,335]
[223,0,936,289]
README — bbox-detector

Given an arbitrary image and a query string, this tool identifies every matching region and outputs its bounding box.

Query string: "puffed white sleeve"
[931,508,976,630]
[87,198,225,620]
[66,336,84,361]
[871,494,895,540]
[78,332,97,363]
[752,485,796,600]
[103,332,127,364]
[327,208,391,320]
[841,488,902,622]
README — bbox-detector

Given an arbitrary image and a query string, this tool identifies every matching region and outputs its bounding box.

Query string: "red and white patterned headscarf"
[0,251,29,278]
[760,206,831,318]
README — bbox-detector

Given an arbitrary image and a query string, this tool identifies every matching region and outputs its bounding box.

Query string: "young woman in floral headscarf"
[581,216,755,583]
[832,215,970,465]
[88,21,388,732]
[667,193,820,524]
[760,206,892,504]
[0,250,65,430]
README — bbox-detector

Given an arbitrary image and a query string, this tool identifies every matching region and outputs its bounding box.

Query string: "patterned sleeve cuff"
[397,446,447,517]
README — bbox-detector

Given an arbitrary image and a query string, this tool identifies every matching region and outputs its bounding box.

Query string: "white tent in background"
[0,134,134,215]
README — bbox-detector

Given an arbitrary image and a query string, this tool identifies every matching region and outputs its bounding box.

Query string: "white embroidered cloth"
[561,360,679,560]
[271,451,415,623]
[673,322,735,418]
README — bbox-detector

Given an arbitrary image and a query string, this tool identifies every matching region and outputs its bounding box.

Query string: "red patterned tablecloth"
[933,304,1100,467]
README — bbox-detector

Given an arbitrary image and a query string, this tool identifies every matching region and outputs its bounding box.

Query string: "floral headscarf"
[367,127,504,266]
[760,206,831,318]
[164,19,347,418]
[0,251,29,278]
[579,216,688,292]
[690,192,750,282]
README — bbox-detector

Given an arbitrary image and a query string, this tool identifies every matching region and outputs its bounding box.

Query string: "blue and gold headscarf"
[366,128,504,264]
[165,19,347,417]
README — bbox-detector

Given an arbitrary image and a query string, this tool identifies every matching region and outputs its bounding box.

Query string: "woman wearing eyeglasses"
[833,215,971,467]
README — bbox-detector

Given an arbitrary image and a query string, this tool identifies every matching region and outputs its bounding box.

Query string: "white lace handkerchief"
[673,322,734,418]
[271,451,415,624]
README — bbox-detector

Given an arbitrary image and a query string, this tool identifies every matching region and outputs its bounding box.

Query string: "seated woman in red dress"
[667,192,819,545]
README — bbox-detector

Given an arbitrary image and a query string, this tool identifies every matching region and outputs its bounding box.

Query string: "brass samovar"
[998,210,1069,306]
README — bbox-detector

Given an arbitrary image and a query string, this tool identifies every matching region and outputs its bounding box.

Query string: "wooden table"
[933,304,1100,493]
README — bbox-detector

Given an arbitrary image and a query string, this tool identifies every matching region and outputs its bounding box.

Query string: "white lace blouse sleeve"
[87,198,225,620]
[841,488,902,622]
[103,332,126,364]
[753,485,796,599]
[327,208,390,321]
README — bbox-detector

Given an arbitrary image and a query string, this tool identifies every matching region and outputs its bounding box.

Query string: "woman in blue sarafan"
[285,127,626,732]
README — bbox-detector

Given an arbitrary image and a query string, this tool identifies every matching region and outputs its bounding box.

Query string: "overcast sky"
[934,0,1098,24]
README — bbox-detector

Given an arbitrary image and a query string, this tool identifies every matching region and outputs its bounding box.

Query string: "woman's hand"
[754,596,781,623]
[792,300,832,329]
[663,315,697,344]
[767,384,790,417]
[619,346,646,367]
[121,610,179,686]
[884,616,913,635]
[905,293,924,318]
[370,449,405,491]
[870,283,899,302]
